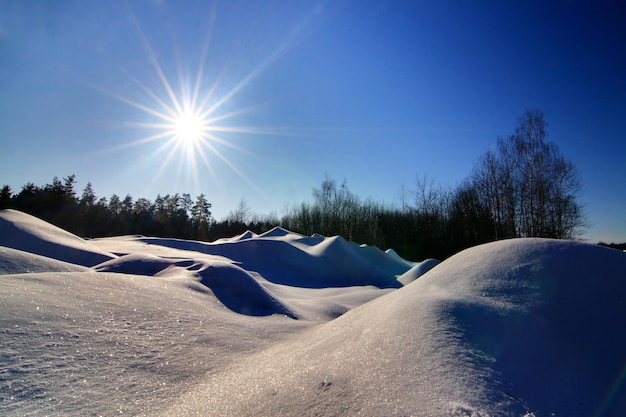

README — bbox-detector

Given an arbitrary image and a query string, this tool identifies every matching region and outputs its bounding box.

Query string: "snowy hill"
[0,209,115,266]
[1,209,625,416]
[167,238,626,416]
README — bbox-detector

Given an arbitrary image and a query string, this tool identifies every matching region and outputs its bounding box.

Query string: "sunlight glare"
[173,110,204,145]
[97,3,328,198]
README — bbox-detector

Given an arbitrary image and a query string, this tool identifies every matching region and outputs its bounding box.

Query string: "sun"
[172,110,205,145]
[96,5,324,195]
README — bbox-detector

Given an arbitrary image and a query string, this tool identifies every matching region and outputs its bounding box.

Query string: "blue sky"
[1,0,624,242]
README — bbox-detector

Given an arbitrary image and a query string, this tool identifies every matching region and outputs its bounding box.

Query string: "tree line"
[283,110,587,259]
[0,178,214,241]
[1,110,589,260]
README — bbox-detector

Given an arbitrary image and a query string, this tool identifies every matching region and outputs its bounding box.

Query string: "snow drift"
[0,209,115,267]
[1,209,625,416]
[136,227,408,288]
[167,238,626,417]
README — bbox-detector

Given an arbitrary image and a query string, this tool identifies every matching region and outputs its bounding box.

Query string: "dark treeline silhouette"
[0,177,215,241]
[1,111,593,260]
[281,175,487,261]
[598,242,626,251]
[0,175,282,243]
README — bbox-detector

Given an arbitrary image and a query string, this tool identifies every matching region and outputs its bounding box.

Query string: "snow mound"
[41,219,415,318]
[0,246,89,274]
[307,235,409,286]
[0,209,115,267]
[232,230,257,240]
[385,247,416,268]
[195,261,297,318]
[138,233,409,288]
[212,230,258,243]
[291,234,326,247]
[258,226,296,238]
[397,258,440,285]
[167,238,626,417]
[93,253,174,276]
[91,248,298,318]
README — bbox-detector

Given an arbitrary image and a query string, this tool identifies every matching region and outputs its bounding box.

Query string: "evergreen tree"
[191,194,212,240]
[0,185,12,209]
[80,182,96,207]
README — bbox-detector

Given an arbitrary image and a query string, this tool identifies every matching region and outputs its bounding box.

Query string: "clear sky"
[1,0,624,242]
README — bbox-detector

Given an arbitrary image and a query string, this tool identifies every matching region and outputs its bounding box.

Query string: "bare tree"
[472,110,585,239]
[228,199,250,224]
[547,154,586,238]
[397,183,411,213]
[414,174,447,219]
[473,150,503,238]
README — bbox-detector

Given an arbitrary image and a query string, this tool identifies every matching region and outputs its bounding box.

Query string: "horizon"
[1,0,625,243]
[2,171,623,246]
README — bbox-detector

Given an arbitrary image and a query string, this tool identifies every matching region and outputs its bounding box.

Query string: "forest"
[1,111,592,260]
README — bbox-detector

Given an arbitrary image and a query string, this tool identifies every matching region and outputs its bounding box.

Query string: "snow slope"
[166,238,626,417]
[0,210,407,415]
[135,227,407,288]
[1,209,625,416]
[0,209,115,267]
[0,246,88,274]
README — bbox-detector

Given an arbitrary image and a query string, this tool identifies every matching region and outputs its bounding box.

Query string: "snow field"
[1,209,625,416]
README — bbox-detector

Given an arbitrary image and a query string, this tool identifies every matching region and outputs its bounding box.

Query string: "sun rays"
[91,2,336,201]
[95,5,277,196]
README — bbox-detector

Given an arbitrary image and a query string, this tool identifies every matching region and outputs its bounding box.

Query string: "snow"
[0,246,88,274]
[397,257,440,285]
[1,209,625,416]
[134,232,406,288]
[0,209,115,267]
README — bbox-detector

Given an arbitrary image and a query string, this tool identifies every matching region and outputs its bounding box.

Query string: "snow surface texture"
[1,209,625,416]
